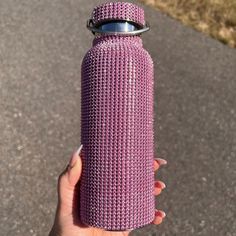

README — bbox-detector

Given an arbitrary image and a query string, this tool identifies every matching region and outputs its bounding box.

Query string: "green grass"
[140,0,236,47]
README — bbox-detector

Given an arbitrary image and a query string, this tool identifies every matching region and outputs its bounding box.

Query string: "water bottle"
[80,1,154,231]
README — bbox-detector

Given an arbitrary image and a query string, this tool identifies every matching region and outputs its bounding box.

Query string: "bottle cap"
[87,2,150,35]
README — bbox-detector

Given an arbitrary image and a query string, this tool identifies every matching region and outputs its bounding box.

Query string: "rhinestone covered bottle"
[80,2,155,231]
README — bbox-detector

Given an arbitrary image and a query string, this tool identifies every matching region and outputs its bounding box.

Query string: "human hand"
[49,145,167,236]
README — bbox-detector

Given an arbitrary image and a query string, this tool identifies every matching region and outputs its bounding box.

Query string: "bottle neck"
[91,20,144,47]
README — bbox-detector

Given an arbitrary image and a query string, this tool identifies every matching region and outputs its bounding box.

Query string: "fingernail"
[70,144,83,167]
[155,158,167,165]
[75,144,83,156]
[155,210,166,218]
[155,181,166,189]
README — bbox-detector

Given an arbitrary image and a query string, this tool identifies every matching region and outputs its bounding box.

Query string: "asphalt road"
[0,0,236,235]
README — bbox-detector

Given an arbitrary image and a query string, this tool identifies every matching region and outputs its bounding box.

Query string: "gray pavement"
[0,0,236,235]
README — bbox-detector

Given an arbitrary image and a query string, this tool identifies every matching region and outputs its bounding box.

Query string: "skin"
[49,146,167,236]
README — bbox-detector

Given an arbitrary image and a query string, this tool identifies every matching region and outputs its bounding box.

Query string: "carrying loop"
[87,19,150,35]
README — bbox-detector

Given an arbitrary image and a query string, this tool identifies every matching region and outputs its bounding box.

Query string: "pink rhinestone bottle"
[80,2,155,231]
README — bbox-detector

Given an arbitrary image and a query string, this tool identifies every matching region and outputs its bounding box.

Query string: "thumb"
[67,145,83,186]
[57,145,83,217]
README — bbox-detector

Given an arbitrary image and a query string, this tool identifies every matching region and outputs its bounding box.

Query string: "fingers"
[153,157,167,226]
[154,157,167,171]
[154,180,166,195]
[152,210,166,225]
[154,158,167,195]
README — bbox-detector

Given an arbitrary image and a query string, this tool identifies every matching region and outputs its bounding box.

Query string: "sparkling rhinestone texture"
[80,2,155,231]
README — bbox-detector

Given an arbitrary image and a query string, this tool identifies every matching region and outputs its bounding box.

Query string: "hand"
[49,145,167,236]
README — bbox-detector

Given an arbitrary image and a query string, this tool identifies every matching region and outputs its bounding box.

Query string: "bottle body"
[80,35,154,230]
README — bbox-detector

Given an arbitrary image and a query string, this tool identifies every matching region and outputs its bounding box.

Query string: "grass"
[139,0,236,48]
